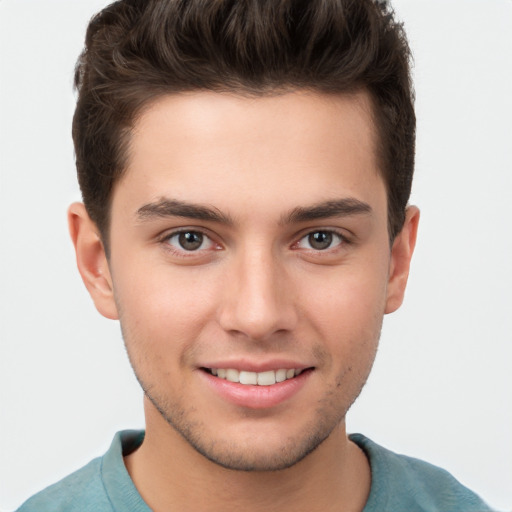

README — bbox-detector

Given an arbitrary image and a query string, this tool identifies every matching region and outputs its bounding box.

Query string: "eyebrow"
[136,197,372,226]
[282,198,372,224]
[136,198,234,225]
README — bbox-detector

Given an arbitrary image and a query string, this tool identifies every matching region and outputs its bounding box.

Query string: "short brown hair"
[73,0,415,245]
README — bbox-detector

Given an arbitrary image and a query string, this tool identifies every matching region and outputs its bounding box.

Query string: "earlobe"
[68,202,119,320]
[385,206,420,314]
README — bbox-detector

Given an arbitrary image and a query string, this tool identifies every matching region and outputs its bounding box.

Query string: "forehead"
[114,90,385,221]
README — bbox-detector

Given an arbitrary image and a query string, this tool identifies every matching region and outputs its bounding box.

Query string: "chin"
[146,388,345,472]
[188,430,331,472]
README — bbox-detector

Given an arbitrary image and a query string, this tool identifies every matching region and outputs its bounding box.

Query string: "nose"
[217,245,298,341]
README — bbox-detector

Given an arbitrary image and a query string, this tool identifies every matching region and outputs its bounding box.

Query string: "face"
[72,90,417,471]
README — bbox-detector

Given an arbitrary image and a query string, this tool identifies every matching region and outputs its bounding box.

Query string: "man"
[16,0,495,511]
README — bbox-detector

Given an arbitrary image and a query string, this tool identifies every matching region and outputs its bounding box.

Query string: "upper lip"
[199,359,312,372]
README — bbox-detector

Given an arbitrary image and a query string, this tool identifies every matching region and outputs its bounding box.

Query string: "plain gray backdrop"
[1,1,511,510]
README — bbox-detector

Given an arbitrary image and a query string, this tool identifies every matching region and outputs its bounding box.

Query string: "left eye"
[296,231,344,251]
[166,231,215,252]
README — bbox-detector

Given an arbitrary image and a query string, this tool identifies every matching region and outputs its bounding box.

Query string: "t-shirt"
[17,430,495,512]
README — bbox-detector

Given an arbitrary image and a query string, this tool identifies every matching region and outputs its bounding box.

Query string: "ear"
[68,202,119,320]
[385,206,420,314]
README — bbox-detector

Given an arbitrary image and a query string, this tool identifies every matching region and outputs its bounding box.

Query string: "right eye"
[165,230,216,252]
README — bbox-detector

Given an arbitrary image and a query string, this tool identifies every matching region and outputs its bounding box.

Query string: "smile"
[204,368,305,386]
[200,366,313,408]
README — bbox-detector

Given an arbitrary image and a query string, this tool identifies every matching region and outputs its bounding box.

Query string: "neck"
[124,399,371,512]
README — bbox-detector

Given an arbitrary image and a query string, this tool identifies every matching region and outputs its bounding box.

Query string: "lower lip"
[199,370,312,409]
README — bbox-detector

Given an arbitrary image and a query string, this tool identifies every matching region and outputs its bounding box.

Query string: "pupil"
[179,232,203,250]
[309,231,332,250]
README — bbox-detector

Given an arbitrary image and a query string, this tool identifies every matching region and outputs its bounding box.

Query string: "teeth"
[226,369,239,383]
[257,370,276,386]
[239,370,258,385]
[275,369,287,382]
[209,368,305,385]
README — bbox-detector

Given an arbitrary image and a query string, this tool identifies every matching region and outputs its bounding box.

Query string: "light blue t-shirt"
[17,430,495,511]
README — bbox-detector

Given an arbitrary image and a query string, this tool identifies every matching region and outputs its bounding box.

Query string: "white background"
[1,1,511,510]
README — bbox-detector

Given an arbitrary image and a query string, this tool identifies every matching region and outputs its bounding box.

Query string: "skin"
[69,90,419,512]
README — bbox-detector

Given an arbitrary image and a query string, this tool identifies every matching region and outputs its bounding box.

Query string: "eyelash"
[158,228,350,258]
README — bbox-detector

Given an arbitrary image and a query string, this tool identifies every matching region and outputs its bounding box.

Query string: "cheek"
[297,262,388,373]
[301,265,388,329]
[112,259,219,355]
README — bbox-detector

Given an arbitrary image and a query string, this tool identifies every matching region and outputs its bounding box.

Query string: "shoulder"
[16,456,112,512]
[350,433,496,512]
[15,430,145,512]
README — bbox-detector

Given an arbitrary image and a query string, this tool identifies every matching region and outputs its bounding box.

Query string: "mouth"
[201,367,311,386]
[199,365,314,408]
